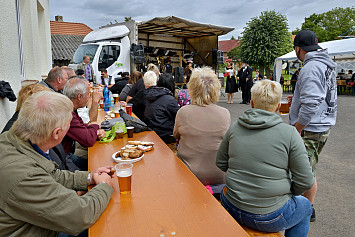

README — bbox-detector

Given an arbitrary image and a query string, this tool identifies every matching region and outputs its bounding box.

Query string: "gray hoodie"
[217,109,314,214]
[289,49,337,132]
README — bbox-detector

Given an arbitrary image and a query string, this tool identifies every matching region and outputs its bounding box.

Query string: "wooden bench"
[242,225,284,237]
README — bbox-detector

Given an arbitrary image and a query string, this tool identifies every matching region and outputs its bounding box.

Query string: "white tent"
[274,38,355,82]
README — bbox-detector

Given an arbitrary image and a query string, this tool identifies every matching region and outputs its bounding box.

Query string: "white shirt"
[97,76,115,86]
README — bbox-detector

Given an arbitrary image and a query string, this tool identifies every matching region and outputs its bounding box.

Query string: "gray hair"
[47,66,66,83]
[11,91,73,144]
[63,77,88,100]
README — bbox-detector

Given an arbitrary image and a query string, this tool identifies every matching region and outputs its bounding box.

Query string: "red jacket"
[62,110,99,154]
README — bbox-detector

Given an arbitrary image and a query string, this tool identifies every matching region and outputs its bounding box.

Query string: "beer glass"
[115,163,133,194]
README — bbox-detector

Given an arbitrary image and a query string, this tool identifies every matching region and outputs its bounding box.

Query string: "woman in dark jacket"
[144,73,179,144]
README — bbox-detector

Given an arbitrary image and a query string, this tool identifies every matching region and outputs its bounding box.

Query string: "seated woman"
[119,71,142,101]
[174,67,230,190]
[144,72,179,144]
[216,80,314,237]
[1,84,79,172]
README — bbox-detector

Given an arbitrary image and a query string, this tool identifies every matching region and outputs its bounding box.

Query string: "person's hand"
[97,129,106,140]
[295,122,306,134]
[92,89,102,104]
[91,172,113,187]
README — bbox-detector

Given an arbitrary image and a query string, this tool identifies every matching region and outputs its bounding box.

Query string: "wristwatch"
[87,172,91,185]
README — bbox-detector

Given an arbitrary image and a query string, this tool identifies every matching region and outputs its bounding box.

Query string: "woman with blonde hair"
[217,80,314,236]
[174,67,230,192]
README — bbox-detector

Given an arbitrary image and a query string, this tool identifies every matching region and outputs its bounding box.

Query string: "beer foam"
[117,169,132,177]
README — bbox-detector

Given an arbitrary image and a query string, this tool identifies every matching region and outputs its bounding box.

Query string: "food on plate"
[108,167,115,176]
[127,141,155,146]
[137,145,153,152]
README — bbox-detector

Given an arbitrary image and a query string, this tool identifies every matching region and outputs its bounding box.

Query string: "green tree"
[227,46,242,61]
[124,16,132,22]
[293,7,355,42]
[239,10,293,76]
[230,36,236,40]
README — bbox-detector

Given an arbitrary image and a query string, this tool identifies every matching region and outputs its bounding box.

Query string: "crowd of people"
[0,29,337,237]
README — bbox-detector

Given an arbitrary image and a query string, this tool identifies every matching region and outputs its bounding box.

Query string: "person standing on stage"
[224,60,238,104]
[237,60,253,104]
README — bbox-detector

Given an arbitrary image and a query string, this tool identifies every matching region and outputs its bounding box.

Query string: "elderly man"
[62,78,105,170]
[39,66,69,93]
[77,55,95,83]
[62,66,76,79]
[0,91,114,236]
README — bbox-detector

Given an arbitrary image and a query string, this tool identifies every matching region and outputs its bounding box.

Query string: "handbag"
[119,109,152,133]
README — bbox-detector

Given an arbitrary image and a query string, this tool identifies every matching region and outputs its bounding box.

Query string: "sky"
[49,0,354,40]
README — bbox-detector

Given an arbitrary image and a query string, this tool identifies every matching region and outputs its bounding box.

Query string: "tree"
[230,36,236,40]
[292,7,355,42]
[227,46,242,61]
[124,16,132,22]
[239,10,293,76]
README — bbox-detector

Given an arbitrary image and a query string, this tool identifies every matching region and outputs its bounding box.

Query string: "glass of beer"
[113,94,119,104]
[115,163,133,194]
[279,100,290,115]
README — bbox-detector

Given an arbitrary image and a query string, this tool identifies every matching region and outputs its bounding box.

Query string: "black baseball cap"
[294,30,322,51]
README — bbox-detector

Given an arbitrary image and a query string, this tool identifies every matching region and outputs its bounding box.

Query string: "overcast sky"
[49,0,354,40]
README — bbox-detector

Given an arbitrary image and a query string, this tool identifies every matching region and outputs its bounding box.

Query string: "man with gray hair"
[62,66,76,79]
[62,77,106,170]
[39,66,69,93]
[0,91,114,236]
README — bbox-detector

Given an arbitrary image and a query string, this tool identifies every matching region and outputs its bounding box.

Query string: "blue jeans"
[221,192,312,237]
[69,153,88,171]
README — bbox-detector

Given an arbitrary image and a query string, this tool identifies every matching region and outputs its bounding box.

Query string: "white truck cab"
[69,25,131,82]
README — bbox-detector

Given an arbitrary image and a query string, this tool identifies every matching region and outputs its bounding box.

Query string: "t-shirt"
[128,78,145,97]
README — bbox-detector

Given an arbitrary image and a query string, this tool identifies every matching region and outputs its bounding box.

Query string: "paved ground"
[217,91,355,237]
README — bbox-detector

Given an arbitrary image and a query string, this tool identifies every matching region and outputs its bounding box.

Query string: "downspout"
[15,0,25,79]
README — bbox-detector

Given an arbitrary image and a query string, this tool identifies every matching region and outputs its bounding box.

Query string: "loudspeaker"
[173,67,184,83]
[131,43,145,64]
[212,49,223,65]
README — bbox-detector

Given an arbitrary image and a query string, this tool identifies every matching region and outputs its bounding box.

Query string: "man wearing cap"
[237,60,253,104]
[290,29,337,222]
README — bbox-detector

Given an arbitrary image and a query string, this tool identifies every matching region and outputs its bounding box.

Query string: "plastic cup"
[279,100,290,115]
[126,104,132,116]
[116,129,124,139]
[126,126,134,138]
[115,163,133,194]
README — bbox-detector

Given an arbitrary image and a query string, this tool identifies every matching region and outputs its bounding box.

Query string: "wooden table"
[88,112,248,237]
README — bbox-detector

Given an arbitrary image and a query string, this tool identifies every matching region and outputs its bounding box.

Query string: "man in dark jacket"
[110,72,129,94]
[143,73,179,144]
[237,60,253,104]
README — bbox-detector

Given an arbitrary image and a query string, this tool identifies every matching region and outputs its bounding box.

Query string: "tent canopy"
[274,38,355,82]
[137,16,234,38]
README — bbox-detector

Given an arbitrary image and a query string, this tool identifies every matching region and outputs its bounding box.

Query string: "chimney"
[55,15,63,22]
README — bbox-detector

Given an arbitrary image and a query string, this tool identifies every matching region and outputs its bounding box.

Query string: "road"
[217,91,355,237]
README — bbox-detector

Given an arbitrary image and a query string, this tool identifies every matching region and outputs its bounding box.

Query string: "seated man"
[96,69,115,88]
[39,66,69,93]
[110,72,129,94]
[0,91,114,236]
[216,80,314,236]
[62,78,106,170]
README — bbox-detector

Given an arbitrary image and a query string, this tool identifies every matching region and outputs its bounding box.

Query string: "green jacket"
[0,131,113,236]
[216,109,314,214]
[77,62,95,83]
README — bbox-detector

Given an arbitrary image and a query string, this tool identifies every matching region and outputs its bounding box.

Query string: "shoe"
[310,207,316,222]
[246,102,250,105]
[239,102,245,104]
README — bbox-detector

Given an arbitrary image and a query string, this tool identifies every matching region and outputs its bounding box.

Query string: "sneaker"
[310,207,316,222]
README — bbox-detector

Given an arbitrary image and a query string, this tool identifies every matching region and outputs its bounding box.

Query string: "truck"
[69,16,233,82]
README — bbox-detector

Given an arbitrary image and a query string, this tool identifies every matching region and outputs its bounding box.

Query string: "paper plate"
[112,152,144,163]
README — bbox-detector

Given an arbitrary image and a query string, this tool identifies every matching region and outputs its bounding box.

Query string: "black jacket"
[1,111,79,172]
[0,81,16,101]
[144,87,179,138]
[238,66,253,85]
[110,77,128,94]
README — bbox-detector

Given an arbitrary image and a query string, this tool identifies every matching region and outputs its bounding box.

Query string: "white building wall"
[0,0,51,131]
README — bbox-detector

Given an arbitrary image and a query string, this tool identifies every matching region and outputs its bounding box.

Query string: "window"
[72,44,99,64]
[98,45,120,70]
